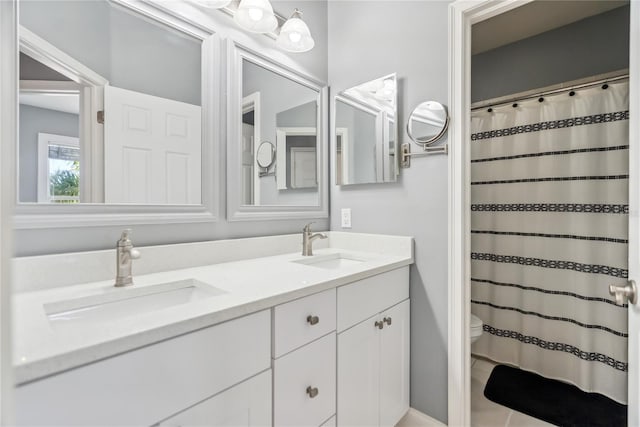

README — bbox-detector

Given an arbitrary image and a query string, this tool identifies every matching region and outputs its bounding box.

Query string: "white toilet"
[470,313,484,344]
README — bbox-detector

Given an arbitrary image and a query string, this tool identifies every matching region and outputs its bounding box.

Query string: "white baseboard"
[396,408,447,427]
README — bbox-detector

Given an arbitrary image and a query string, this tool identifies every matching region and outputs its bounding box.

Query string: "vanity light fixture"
[192,0,232,8]
[234,0,278,33]
[276,9,315,53]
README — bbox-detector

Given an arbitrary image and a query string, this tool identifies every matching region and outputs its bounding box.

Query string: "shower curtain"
[470,80,629,403]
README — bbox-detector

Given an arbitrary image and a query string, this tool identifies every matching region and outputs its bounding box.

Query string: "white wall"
[328,1,452,422]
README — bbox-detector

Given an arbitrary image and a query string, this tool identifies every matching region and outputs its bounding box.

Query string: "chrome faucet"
[115,229,141,287]
[302,222,327,256]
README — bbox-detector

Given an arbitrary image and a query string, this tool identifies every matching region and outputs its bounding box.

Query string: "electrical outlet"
[341,208,352,228]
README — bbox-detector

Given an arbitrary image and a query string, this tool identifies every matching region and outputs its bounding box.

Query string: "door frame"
[448,1,639,425]
[20,26,107,203]
[242,92,261,204]
[0,0,16,423]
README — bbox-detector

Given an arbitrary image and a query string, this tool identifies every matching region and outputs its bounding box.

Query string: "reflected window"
[37,133,80,203]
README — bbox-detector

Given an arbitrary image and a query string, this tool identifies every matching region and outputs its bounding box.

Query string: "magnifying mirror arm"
[400,142,448,168]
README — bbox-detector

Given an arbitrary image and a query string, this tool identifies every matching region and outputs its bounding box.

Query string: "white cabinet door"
[158,370,271,427]
[337,314,379,427]
[379,300,410,427]
[104,85,201,204]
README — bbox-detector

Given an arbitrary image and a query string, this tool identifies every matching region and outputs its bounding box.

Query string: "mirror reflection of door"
[276,128,318,190]
[242,93,261,205]
[18,0,203,206]
[290,147,317,189]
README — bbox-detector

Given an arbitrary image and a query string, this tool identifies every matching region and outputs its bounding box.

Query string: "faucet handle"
[119,228,132,243]
[303,222,315,232]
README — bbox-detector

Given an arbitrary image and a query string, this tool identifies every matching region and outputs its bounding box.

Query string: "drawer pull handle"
[374,320,384,329]
[306,386,319,398]
[307,315,319,325]
[384,317,392,326]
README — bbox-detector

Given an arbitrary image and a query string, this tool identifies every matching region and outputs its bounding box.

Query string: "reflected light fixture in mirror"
[235,0,278,33]
[192,0,232,8]
[276,9,314,53]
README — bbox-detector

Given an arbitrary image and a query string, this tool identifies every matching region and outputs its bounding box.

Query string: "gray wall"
[13,1,329,257]
[18,105,79,203]
[328,1,452,422]
[335,100,378,184]
[471,5,630,103]
[20,0,201,105]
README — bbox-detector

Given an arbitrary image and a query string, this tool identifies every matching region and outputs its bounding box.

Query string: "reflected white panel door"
[291,147,316,189]
[379,300,410,427]
[242,123,255,205]
[337,314,379,427]
[104,85,201,204]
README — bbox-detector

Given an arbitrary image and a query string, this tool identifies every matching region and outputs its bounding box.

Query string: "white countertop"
[12,232,413,385]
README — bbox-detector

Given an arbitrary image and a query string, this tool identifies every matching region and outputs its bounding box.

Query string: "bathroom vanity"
[12,232,413,426]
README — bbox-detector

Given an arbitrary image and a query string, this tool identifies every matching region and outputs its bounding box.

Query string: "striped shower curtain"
[470,80,629,403]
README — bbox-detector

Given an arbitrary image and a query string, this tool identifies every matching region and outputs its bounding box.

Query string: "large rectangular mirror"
[227,41,328,221]
[14,0,219,227]
[333,74,398,185]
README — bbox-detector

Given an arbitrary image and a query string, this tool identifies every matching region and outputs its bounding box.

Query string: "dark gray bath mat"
[484,364,626,426]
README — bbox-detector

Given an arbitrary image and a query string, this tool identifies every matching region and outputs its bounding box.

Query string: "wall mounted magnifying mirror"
[333,73,398,186]
[407,101,449,146]
[400,101,449,167]
[256,141,275,177]
[227,40,328,221]
[15,0,220,228]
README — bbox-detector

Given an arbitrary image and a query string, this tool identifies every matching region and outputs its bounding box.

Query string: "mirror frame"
[13,0,221,229]
[226,39,328,221]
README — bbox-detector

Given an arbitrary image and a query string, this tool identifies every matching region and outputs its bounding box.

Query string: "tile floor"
[471,357,554,427]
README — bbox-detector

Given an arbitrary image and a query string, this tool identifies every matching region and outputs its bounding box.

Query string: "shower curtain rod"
[471,69,629,111]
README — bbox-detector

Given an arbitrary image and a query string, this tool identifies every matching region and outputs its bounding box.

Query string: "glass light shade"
[192,0,232,8]
[235,0,278,33]
[277,11,314,53]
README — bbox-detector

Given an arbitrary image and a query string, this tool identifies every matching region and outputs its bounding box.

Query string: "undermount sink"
[292,253,366,270]
[44,279,225,326]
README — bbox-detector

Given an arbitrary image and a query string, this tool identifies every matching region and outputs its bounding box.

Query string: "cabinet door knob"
[374,320,384,329]
[384,317,392,326]
[307,315,319,325]
[306,386,319,398]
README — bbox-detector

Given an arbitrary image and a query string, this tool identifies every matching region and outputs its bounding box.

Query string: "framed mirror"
[14,0,220,228]
[333,73,398,186]
[227,40,328,221]
[407,101,449,146]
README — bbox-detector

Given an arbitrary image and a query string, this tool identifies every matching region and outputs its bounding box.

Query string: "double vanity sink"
[12,231,413,385]
[45,253,365,328]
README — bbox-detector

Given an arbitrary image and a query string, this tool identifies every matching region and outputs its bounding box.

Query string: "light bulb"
[248,7,263,21]
[289,32,302,43]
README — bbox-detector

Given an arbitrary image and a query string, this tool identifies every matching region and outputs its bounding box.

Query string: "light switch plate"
[341,208,352,228]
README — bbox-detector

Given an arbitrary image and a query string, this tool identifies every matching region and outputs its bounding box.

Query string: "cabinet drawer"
[15,310,271,426]
[273,288,336,358]
[158,370,272,427]
[274,333,336,426]
[337,267,409,332]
